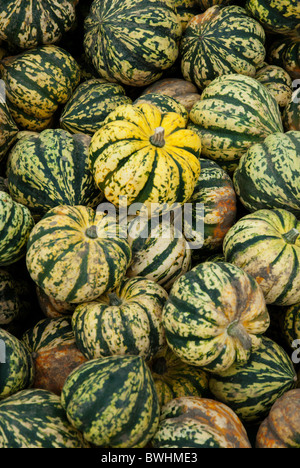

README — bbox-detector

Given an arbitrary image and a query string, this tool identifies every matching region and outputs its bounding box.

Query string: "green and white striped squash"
[127,213,192,290]
[181,5,266,90]
[188,74,283,172]
[60,78,132,136]
[26,204,132,304]
[254,63,293,108]
[0,191,34,266]
[71,276,168,361]
[162,261,270,374]
[268,37,300,81]
[0,96,18,163]
[183,158,237,261]
[134,92,188,125]
[209,336,297,424]
[0,388,90,448]
[152,396,252,448]
[0,269,21,325]
[223,208,300,306]
[0,328,34,400]
[0,0,78,49]
[61,355,160,448]
[22,317,75,354]
[148,346,210,408]
[245,0,300,37]
[233,132,300,217]
[83,0,182,87]
[282,303,300,348]
[0,45,81,131]
[6,129,103,218]
[283,88,300,132]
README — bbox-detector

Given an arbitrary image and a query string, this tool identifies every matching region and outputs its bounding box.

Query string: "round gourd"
[26,205,132,304]
[152,396,252,448]
[89,102,201,216]
[268,37,300,80]
[283,88,300,132]
[0,328,34,400]
[254,63,292,108]
[127,213,192,290]
[61,355,160,448]
[60,78,132,135]
[256,389,300,448]
[0,191,34,266]
[162,261,270,374]
[0,97,18,163]
[149,346,210,408]
[6,129,103,217]
[181,5,266,90]
[0,0,78,49]
[134,93,188,125]
[189,74,283,172]
[0,388,90,448]
[209,336,297,424]
[245,0,300,37]
[83,0,182,87]
[233,132,300,217]
[0,269,21,325]
[71,276,168,361]
[0,45,81,131]
[223,208,300,306]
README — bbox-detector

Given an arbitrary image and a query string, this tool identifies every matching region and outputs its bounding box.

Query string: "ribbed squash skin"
[189,74,283,172]
[22,317,76,353]
[152,396,252,448]
[60,78,132,135]
[209,336,297,424]
[162,261,270,374]
[0,328,34,400]
[134,93,188,125]
[26,205,132,304]
[175,0,199,30]
[6,129,103,217]
[127,214,192,290]
[269,38,300,80]
[0,269,20,325]
[181,5,266,90]
[283,89,300,132]
[0,191,34,266]
[0,45,81,131]
[0,388,90,448]
[71,276,168,361]
[0,0,77,49]
[0,97,18,162]
[254,63,292,108]
[184,158,237,258]
[245,0,300,37]
[223,208,300,306]
[149,346,210,408]
[256,389,300,448]
[89,103,201,216]
[61,355,160,447]
[83,0,182,87]
[233,132,300,217]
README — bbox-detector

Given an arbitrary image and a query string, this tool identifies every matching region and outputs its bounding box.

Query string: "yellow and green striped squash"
[0,45,81,131]
[245,0,300,37]
[0,388,90,448]
[22,317,76,354]
[60,78,132,136]
[0,328,34,400]
[134,93,189,125]
[0,191,34,266]
[283,88,300,132]
[282,302,300,348]
[0,96,18,163]
[174,0,200,31]
[152,396,252,448]
[268,37,300,81]
[71,276,168,361]
[26,205,132,304]
[254,63,292,108]
[188,73,284,172]
[0,269,21,325]
[223,208,300,306]
[162,261,270,374]
[181,5,266,90]
[6,129,103,218]
[0,0,78,49]
[61,355,160,448]
[148,346,210,408]
[209,336,297,424]
[89,102,201,216]
[126,213,192,290]
[233,132,300,217]
[83,0,182,87]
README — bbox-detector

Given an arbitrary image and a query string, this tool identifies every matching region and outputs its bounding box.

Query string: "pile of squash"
[0,0,299,449]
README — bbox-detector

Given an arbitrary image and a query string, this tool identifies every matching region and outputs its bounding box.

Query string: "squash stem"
[282,228,299,244]
[85,225,98,239]
[227,320,252,350]
[108,292,122,307]
[150,127,165,148]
